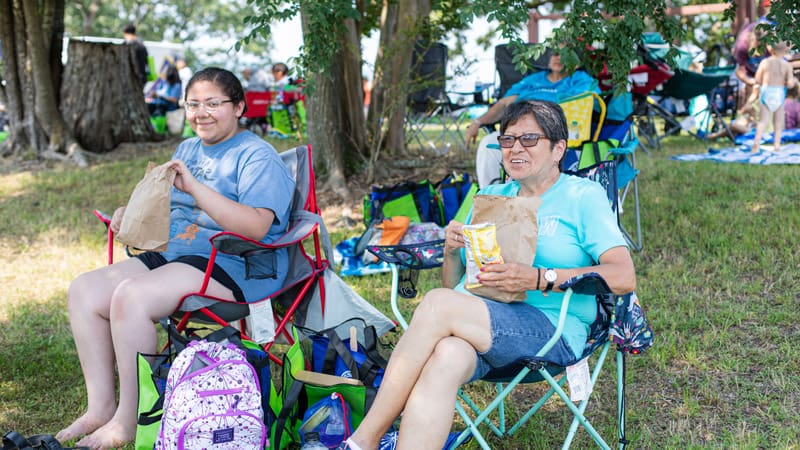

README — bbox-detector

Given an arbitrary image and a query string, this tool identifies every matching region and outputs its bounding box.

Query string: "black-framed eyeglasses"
[184,99,234,113]
[496,133,549,148]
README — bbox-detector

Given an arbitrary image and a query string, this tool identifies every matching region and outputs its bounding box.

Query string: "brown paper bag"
[116,162,176,252]
[466,194,541,301]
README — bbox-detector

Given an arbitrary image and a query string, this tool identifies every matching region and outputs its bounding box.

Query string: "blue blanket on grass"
[335,237,392,277]
[734,128,800,147]
[671,143,800,164]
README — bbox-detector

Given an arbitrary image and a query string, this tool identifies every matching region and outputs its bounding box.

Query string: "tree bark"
[300,10,352,199]
[61,39,161,152]
[376,0,431,160]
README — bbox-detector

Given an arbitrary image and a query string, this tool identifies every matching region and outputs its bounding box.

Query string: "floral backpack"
[155,340,267,450]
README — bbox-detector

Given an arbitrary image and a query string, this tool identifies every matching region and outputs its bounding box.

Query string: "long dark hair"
[185,67,247,116]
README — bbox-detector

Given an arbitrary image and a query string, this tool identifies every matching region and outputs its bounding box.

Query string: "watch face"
[545,269,557,282]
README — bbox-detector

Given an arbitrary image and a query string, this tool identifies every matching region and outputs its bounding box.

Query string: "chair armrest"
[209,220,319,257]
[558,272,612,296]
[94,209,111,227]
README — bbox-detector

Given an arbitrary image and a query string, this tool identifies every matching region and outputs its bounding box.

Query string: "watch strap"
[544,268,555,293]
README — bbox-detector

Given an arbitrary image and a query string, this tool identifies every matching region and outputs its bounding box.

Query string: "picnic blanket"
[734,128,800,147]
[671,143,800,164]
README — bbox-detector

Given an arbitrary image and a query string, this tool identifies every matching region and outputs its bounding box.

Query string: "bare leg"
[76,263,236,450]
[774,105,786,151]
[56,258,150,443]
[752,103,770,153]
[397,337,477,450]
[347,288,492,450]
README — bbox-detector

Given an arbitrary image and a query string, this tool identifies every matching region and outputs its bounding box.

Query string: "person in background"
[465,50,599,187]
[55,67,295,449]
[146,64,182,117]
[271,62,291,88]
[242,66,271,92]
[339,100,635,450]
[751,41,798,153]
[176,57,193,104]
[122,23,149,89]
[783,85,800,130]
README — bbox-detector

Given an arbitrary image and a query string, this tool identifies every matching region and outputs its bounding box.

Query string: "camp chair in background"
[94,144,332,364]
[493,43,551,100]
[406,41,467,154]
[632,34,735,151]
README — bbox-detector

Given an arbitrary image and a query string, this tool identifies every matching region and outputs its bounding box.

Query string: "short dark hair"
[123,23,136,35]
[500,100,569,169]
[272,63,289,75]
[185,67,247,117]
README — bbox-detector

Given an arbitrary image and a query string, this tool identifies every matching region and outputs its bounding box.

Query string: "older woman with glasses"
[340,100,636,450]
[57,67,295,449]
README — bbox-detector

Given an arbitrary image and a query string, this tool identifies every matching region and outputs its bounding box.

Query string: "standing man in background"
[122,23,149,89]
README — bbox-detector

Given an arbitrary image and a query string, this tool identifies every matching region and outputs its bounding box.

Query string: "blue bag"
[436,172,477,223]
[308,324,387,389]
[363,180,445,226]
[298,393,353,447]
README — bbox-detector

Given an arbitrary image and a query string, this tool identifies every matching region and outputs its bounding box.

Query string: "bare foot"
[75,420,134,450]
[55,413,110,443]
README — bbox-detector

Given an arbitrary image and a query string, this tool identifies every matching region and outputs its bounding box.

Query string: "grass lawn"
[1,133,799,449]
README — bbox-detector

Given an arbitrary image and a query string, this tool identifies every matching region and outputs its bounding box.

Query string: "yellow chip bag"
[463,223,504,289]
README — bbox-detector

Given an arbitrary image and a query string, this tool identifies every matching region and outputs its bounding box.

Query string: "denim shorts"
[469,298,578,382]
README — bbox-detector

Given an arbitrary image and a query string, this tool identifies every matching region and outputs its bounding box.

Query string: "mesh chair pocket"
[244,248,277,280]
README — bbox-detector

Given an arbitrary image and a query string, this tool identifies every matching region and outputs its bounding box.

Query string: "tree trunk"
[0,0,90,164]
[61,39,161,152]
[376,0,431,160]
[300,11,352,199]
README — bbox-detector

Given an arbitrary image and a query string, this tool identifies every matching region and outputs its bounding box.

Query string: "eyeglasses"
[184,99,234,113]
[496,133,549,148]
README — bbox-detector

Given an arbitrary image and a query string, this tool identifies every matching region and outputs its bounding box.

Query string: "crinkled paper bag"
[466,194,540,301]
[116,162,176,252]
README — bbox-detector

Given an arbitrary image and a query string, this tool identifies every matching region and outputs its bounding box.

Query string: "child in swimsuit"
[752,41,798,153]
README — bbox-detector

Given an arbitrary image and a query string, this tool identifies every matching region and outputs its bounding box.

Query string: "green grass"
[2,133,800,449]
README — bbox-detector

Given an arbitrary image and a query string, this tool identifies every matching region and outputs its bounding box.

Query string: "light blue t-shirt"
[455,174,627,358]
[505,70,599,103]
[161,131,296,302]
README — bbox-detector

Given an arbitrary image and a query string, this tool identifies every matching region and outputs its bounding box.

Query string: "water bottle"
[568,120,580,141]
[473,80,484,104]
[301,432,328,450]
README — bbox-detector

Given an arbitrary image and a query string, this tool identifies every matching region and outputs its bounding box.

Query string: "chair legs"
[451,342,626,450]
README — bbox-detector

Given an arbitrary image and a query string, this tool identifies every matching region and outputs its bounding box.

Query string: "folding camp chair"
[94,144,332,364]
[406,41,467,154]
[370,160,650,449]
[493,43,551,100]
[449,160,650,450]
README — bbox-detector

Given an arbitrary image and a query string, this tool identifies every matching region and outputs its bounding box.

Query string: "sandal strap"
[2,431,32,450]
[24,435,63,450]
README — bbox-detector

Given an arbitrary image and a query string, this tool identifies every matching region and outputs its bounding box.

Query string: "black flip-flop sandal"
[2,431,33,450]
[2,432,88,450]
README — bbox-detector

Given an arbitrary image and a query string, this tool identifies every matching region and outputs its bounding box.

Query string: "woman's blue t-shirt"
[455,174,627,358]
[160,131,296,302]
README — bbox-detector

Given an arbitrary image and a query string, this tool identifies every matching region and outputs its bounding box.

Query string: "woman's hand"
[465,121,482,148]
[110,206,127,234]
[165,159,198,195]
[444,221,466,256]
[476,262,537,294]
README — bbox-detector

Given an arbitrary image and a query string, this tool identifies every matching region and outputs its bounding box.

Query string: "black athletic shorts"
[134,252,246,303]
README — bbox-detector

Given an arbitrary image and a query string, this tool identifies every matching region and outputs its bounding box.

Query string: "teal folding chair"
[371,160,653,450]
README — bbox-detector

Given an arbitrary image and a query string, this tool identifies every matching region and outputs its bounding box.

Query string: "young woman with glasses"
[57,67,295,449]
[340,100,636,450]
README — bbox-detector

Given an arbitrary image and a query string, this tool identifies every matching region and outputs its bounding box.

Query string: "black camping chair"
[494,43,552,100]
[406,41,467,154]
